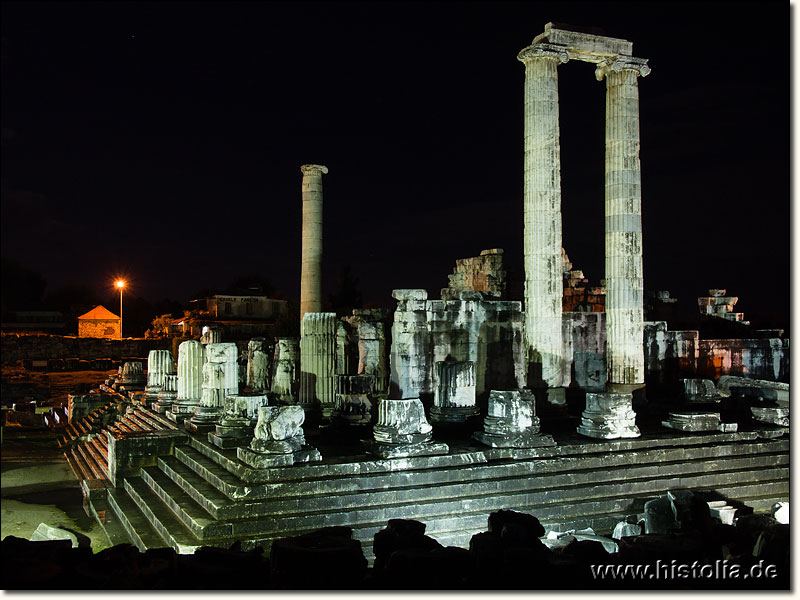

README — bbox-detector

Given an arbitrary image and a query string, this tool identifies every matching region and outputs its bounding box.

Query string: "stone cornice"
[595,56,651,81]
[517,43,570,65]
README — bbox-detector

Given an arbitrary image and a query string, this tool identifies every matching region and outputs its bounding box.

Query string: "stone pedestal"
[300,164,328,319]
[247,338,272,394]
[473,390,555,448]
[366,398,448,458]
[118,361,145,392]
[153,374,178,414]
[189,342,238,432]
[169,340,204,422]
[209,394,268,449]
[332,375,375,425]
[661,411,735,432]
[271,338,300,404]
[430,361,479,424]
[299,312,336,420]
[577,392,640,439]
[237,405,321,468]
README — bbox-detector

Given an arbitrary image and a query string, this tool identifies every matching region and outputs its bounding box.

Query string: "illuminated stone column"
[146,349,176,408]
[190,342,238,430]
[171,340,204,420]
[299,312,337,419]
[596,57,650,385]
[517,43,569,388]
[300,164,328,319]
[271,338,300,403]
[247,337,271,393]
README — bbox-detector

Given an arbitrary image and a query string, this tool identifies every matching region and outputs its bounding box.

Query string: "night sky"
[1,2,790,324]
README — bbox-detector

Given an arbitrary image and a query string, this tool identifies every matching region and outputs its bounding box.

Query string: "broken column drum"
[518,23,649,388]
[300,164,328,319]
[518,42,568,389]
[191,342,239,427]
[146,349,176,411]
[200,325,222,345]
[209,393,269,450]
[237,405,322,468]
[271,338,300,403]
[299,312,337,418]
[473,389,555,447]
[246,337,271,393]
[333,374,375,425]
[154,374,178,414]
[389,289,432,400]
[118,361,145,390]
[172,340,204,418]
[430,360,479,424]
[577,392,640,439]
[367,398,449,459]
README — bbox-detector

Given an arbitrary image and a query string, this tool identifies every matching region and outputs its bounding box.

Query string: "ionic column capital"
[517,43,569,65]
[595,56,651,81]
[301,164,329,176]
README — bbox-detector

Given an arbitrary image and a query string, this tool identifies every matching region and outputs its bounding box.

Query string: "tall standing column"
[300,164,329,319]
[597,57,650,385]
[517,43,569,388]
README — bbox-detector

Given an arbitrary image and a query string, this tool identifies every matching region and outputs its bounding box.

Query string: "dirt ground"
[1,368,115,552]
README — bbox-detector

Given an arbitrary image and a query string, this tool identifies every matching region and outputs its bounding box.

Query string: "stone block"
[30,523,78,548]
[107,429,187,486]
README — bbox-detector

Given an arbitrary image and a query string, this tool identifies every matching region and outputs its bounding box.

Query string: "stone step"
[75,440,107,481]
[124,413,155,432]
[106,487,169,552]
[140,467,228,540]
[179,435,788,502]
[123,477,205,554]
[137,407,179,431]
[65,448,93,482]
[142,453,788,543]
[157,456,232,519]
[85,437,110,480]
[170,442,788,522]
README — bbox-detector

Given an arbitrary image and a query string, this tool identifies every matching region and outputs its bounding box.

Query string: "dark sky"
[1,1,790,321]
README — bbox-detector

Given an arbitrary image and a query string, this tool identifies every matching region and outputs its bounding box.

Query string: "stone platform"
[68,421,790,563]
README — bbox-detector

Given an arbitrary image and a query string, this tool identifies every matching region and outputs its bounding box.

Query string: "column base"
[429,405,480,424]
[362,439,449,459]
[577,392,640,439]
[472,430,556,449]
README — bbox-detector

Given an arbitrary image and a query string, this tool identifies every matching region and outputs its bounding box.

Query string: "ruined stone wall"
[440,249,506,301]
[390,290,524,400]
[1,333,170,364]
[697,338,789,382]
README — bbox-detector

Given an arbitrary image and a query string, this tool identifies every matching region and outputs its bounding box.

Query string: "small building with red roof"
[77,305,121,339]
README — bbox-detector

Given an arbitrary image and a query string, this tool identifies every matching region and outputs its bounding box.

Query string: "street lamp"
[115,280,125,339]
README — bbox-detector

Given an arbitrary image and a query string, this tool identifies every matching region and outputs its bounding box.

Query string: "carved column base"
[577,392,640,439]
[237,434,321,468]
[186,405,222,434]
[362,439,449,459]
[662,411,735,432]
[429,405,480,424]
[166,400,200,423]
[208,416,256,449]
[151,390,177,414]
[331,394,373,425]
[473,390,555,448]
[367,398,448,457]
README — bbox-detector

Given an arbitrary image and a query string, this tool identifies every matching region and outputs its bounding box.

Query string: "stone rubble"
[237,405,321,468]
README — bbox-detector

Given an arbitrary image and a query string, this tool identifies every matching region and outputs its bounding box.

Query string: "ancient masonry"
[698,289,750,325]
[169,340,204,421]
[299,312,337,418]
[300,164,328,319]
[519,23,649,388]
[441,249,506,300]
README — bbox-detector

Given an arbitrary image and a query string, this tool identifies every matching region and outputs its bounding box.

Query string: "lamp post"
[115,280,125,339]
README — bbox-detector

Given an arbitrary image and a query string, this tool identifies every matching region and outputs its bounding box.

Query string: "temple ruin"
[36,22,789,583]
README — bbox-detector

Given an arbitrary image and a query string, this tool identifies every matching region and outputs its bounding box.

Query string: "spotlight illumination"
[115,279,126,338]
[115,280,126,289]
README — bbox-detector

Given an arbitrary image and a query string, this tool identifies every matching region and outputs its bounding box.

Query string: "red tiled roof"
[78,305,120,320]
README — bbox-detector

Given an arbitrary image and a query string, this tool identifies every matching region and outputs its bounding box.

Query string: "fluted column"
[190,342,238,429]
[518,43,569,388]
[597,57,650,385]
[174,340,204,416]
[146,349,176,406]
[300,164,328,319]
[299,312,337,418]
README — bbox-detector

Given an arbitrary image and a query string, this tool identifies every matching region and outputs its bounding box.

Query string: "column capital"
[595,56,650,81]
[301,164,329,176]
[517,43,570,65]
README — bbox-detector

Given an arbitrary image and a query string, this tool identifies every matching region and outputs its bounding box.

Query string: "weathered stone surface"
[173,340,204,416]
[253,405,304,441]
[698,289,750,324]
[246,338,272,393]
[751,406,789,427]
[299,312,336,418]
[300,164,328,319]
[200,325,222,345]
[473,390,555,448]
[431,360,479,424]
[119,361,145,390]
[373,398,432,444]
[107,429,187,486]
[333,375,374,424]
[661,411,722,432]
[681,378,719,402]
[270,338,300,403]
[612,519,642,540]
[717,376,789,402]
[362,439,449,459]
[145,349,176,398]
[577,392,640,439]
[30,523,79,547]
[440,249,506,300]
[236,405,320,467]
[389,289,524,401]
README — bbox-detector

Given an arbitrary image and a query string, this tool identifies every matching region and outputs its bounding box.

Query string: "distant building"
[77,305,121,339]
[1,310,66,333]
[181,294,290,340]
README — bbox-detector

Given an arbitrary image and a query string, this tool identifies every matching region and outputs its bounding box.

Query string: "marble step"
[137,407,179,430]
[122,477,205,554]
[178,436,789,502]
[168,443,788,522]
[107,487,169,552]
[75,440,107,481]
